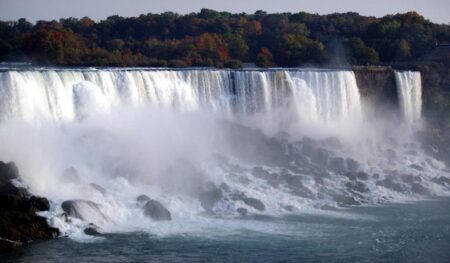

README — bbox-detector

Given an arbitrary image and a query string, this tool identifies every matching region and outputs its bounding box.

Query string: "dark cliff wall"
[353,66,399,119]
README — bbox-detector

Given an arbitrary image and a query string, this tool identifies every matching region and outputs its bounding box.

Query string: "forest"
[0,9,449,67]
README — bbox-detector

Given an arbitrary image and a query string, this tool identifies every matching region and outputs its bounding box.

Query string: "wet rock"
[401,174,421,184]
[409,164,424,171]
[356,172,370,181]
[346,181,369,193]
[89,183,107,195]
[242,197,265,211]
[291,186,315,198]
[236,207,248,216]
[332,194,360,206]
[0,238,23,252]
[328,157,346,172]
[61,200,107,222]
[411,183,430,195]
[311,148,330,166]
[219,182,230,192]
[0,161,59,251]
[431,176,450,186]
[198,188,223,211]
[376,176,404,192]
[346,158,360,172]
[238,175,251,185]
[251,167,272,180]
[279,174,304,188]
[29,196,50,211]
[143,200,171,221]
[84,224,103,236]
[136,194,151,203]
[344,172,357,181]
[0,161,19,181]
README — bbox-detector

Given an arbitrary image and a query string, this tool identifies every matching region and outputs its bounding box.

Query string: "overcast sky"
[0,0,449,24]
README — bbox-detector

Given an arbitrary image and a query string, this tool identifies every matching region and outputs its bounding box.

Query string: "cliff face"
[417,63,450,165]
[353,67,399,119]
[353,64,449,165]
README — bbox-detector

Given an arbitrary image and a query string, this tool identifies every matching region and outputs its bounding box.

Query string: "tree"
[256,47,275,67]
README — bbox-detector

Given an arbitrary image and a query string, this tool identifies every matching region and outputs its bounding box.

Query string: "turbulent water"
[0,67,449,246]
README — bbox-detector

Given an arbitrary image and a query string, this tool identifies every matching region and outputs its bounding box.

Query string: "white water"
[0,68,448,239]
[395,71,422,124]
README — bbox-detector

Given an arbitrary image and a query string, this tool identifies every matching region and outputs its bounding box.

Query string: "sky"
[0,0,449,24]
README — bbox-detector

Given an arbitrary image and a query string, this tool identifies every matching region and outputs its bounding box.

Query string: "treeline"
[0,9,449,67]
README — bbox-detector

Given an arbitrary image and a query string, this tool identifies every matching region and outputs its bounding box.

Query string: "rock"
[251,167,272,180]
[0,161,59,251]
[411,183,430,195]
[346,181,369,193]
[61,200,108,222]
[89,183,107,195]
[242,197,265,211]
[143,200,171,221]
[29,196,50,211]
[236,207,248,216]
[199,188,223,212]
[0,161,19,181]
[344,172,357,181]
[0,238,23,252]
[409,164,424,171]
[333,194,360,206]
[219,182,230,192]
[431,176,450,186]
[328,157,346,172]
[136,194,151,203]
[356,172,370,181]
[346,158,360,172]
[376,176,403,192]
[84,224,103,236]
[401,174,421,184]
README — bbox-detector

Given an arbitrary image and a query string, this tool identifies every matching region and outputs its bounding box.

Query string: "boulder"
[84,224,103,236]
[143,200,171,221]
[242,197,265,211]
[89,183,107,195]
[409,164,424,171]
[346,158,360,172]
[376,176,404,192]
[198,188,223,212]
[136,194,151,203]
[328,157,346,172]
[61,200,108,223]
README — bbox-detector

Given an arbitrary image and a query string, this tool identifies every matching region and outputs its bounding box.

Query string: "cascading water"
[395,71,422,124]
[0,67,448,240]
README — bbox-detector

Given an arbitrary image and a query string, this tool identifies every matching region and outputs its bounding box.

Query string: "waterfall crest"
[0,69,362,131]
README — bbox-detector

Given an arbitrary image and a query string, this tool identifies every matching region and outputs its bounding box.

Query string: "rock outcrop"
[142,200,171,221]
[0,161,59,252]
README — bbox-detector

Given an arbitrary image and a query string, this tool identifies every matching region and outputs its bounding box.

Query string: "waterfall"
[0,69,362,133]
[395,71,422,124]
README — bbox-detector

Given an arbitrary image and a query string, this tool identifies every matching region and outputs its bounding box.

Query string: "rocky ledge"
[0,161,59,252]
